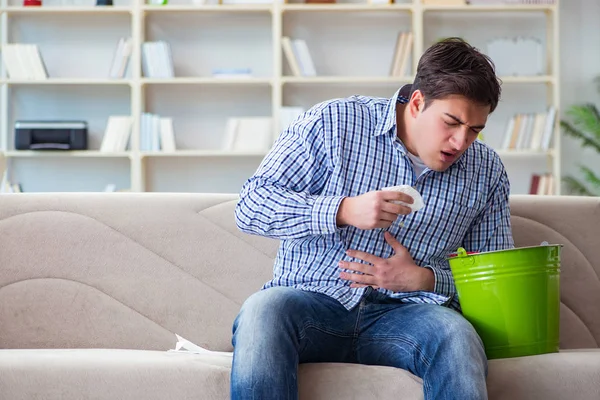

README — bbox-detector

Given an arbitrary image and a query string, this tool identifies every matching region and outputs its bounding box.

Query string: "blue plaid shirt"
[235,85,514,312]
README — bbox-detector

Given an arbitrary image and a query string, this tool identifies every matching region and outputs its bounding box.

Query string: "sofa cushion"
[1,349,599,400]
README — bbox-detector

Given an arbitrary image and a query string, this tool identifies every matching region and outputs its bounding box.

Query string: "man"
[231,37,514,400]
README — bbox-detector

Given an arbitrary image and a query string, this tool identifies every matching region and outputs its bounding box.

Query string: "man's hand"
[339,232,434,293]
[336,190,414,230]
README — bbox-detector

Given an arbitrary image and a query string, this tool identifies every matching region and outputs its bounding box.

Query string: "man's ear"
[409,90,425,118]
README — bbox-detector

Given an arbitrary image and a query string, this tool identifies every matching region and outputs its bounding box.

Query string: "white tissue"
[168,334,233,358]
[381,185,425,212]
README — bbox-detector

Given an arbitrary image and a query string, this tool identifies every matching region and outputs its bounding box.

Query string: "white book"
[292,39,316,77]
[2,45,27,80]
[390,32,406,77]
[0,171,12,194]
[29,45,48,80]
[160,117,176,152]
[222,118,240,151]
[142,43,157,78]
[140,113,152,151]
[100,116,132,152]
[501,116,516,150]
[109,38,126,78]
[161,41,174,78]
[541,106,557,150]
[100,116,122,152]
[152,114,161,151]
[20,45,36,80]
[529,112,546,150]
[115,116,133,152]
[109,38,133,79]
[396,32,413,77]
[281,37,302,77]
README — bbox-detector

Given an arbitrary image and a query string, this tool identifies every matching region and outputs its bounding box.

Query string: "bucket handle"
[456,247,475,267]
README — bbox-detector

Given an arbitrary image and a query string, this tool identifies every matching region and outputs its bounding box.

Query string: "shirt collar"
[374,83,467,170]
[373,84,411,138]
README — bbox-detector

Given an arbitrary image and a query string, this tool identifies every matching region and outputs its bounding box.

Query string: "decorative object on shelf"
[148,0,168,5]
[96,0,114,5]
[486,36,544,77]
[467,1,555,4]
[422,0,466,5]
[560,76,600,196]
[305,0,336,3]
[14,121,88,151]
[23,0,42,6]
[212,68,253,79]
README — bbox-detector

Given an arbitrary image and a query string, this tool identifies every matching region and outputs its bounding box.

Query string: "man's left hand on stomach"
[339,231,435,293]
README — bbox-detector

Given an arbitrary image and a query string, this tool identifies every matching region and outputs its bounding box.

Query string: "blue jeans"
[231,286,487,400]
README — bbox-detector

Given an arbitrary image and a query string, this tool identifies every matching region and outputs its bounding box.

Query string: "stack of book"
[390,31,413,77]
[281,37,317,77]
[500,107,556,151]
[142,41,174,78]
[140,113,177,152]
[1,44,48,80]
[109,37,133,79]
[529,173,554,195]
[100,116,133,152]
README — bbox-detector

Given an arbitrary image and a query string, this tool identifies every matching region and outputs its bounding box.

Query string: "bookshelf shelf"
[282,76,413,84]
[6,79,133,86]
[4,150,132,158]
[281,4,413,12]
[140,150,268,158]
[496,149,555,158]
[0,0,562,195]
[499,76,555,84]
[141,77,273,85]
[3,6,133,14]
[142,5,273,13]
[421,4,556,12]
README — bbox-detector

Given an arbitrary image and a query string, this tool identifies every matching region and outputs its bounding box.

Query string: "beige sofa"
[0,193,599,399]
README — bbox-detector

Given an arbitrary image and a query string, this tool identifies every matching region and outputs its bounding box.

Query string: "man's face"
[408,91,490,172]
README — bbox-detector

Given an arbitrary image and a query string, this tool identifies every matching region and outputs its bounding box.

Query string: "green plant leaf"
[565,104,600,141]
[579,165,600,194]
[560,121,600,153]
[562,176,594,196]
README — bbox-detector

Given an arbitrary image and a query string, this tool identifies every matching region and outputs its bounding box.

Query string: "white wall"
[560,0,600,195]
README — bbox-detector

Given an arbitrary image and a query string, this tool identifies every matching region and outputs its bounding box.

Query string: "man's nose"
[449,128,469,151]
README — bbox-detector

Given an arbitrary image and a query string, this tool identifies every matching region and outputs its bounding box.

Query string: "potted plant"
[559,76,600,196]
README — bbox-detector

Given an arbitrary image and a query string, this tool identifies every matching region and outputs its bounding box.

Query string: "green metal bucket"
[447,244,562,360]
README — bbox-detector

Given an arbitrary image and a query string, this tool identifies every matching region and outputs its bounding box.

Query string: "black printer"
[14,120,88,150]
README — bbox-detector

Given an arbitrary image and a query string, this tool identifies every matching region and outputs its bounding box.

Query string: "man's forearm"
[235,178,345,240]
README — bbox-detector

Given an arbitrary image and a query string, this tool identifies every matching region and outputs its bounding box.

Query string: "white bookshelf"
[0,0,561,195]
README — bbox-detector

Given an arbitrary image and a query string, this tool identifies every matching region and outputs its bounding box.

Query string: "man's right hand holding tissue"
[336,190,414,230]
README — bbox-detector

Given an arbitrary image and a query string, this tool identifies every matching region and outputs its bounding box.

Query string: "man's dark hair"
[411,37,501,113]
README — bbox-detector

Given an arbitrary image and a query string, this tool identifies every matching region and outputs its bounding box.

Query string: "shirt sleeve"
[234,107,344,240]
[425,163,515,300]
